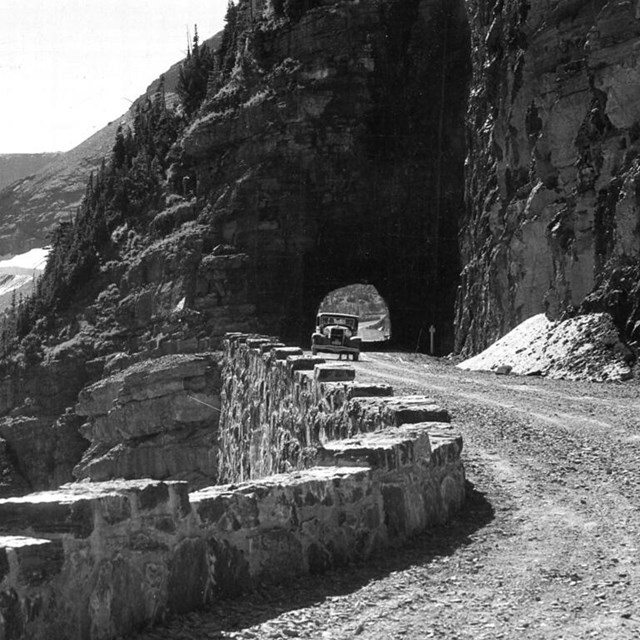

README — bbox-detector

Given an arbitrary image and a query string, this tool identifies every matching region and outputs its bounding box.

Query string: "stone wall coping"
[191,465,371,502]
[259,342,286,354]
[350,395,451,424]
[287,355,326,371]
[317,424,436,469]
[246,338,276,349]
[314,363,356,382]
[348,383,394,398]
[0,479,188,506]
[273,347,304,360]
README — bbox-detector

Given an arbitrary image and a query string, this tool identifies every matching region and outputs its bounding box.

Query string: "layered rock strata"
[458,0,640,354]
[73,353,222,488]
[0,340,97,494]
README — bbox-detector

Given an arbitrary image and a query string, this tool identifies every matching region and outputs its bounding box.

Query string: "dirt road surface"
[132,352,640,640]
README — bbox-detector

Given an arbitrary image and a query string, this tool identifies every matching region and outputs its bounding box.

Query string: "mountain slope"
[0,153,61,191]
[0,33,222,257]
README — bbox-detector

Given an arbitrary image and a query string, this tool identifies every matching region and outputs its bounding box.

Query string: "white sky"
[0,0,229,154]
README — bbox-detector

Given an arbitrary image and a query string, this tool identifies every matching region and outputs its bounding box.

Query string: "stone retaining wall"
[218,335,449,482]
[0,334,466,639]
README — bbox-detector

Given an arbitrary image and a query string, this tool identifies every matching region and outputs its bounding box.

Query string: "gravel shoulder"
[132,351,640,640]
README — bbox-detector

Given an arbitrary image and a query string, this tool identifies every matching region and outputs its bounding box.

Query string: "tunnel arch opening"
[317,283,392,345]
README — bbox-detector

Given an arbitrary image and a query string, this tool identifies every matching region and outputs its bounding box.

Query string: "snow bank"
[0,247,49,272]
[458,313,634,382]
[0,247,49,313]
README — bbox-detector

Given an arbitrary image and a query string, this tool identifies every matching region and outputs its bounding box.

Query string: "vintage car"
[311,312,361,360]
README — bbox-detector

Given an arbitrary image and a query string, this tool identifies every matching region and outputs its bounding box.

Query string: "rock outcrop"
[182,0,470,352]
[0,339,96,493]
[457,0,640,355]
[74,353,223,488]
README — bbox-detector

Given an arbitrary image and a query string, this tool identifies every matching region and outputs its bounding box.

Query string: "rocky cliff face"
[457,0,640,354]
[8,0,640,497]
[182,0,470,351]
[74,353,222,487]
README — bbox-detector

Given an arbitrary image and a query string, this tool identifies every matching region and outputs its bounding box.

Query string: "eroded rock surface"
[74,353,223,487]
[182,0,470,351]
[458,0,640,354]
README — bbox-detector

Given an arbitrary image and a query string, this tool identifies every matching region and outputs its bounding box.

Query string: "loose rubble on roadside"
[458,312,635,382]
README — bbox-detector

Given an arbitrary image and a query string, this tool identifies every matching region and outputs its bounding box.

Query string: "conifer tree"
[177,25,215,117]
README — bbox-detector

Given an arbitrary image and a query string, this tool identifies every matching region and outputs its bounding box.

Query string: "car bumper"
[313,345,360,354]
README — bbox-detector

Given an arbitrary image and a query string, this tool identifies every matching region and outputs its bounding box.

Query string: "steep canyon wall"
[458,0,640,354]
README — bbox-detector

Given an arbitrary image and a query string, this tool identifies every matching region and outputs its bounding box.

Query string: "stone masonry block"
[259,342,285,354]
[348,383,393,398]
[0,496,94,538]
[246,338,272,349]
[314,364,356,383]
[224,333,249,343]
[317,425,432,471]
[287,355,326,372]
[0,480,189,539]
[428,423,464,464]
[273,347,304,360]
[293,370,315,385]
[383,396,451,425]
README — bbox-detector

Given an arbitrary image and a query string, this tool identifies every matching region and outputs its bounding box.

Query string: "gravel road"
[132,351,640,640]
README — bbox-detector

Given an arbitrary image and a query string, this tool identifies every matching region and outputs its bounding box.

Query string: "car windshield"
[318,315,357,329]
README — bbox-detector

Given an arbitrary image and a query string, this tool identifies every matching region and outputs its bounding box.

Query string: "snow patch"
[0,247,49,272]
[458,313,634,382]
[0,247,50,313]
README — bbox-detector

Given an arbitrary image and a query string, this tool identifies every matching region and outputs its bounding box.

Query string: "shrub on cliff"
[177,26,216,116]
[3,86,184,351]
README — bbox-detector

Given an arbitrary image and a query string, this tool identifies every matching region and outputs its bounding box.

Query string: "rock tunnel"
[293,0,471,354]
[188,0,471,354]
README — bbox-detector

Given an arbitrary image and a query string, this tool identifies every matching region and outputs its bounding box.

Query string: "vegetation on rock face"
[4,85,182,353]
[0,4,251,395]
[0,18,241,494]
[177,26,217,117]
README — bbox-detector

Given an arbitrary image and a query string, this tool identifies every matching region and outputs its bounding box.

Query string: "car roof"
[318,312,359,320]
